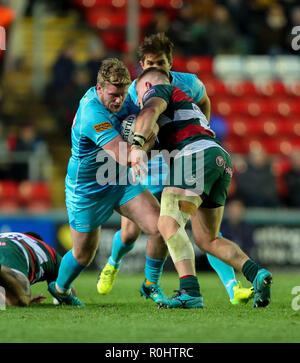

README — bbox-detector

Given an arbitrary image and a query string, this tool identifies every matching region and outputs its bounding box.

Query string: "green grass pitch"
[0,271,299,343]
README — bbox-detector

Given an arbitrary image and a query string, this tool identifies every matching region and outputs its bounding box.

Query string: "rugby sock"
[206,253,237,300]
[108,230,135,269]
[144,255,166,285]
[179,275,201,297]
[242,259,259,283]
[56,249,85,292]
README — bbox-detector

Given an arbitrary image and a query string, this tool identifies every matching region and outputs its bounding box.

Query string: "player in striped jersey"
[98,33,254,306]
[130,67,272,309]
[0,232,81,306]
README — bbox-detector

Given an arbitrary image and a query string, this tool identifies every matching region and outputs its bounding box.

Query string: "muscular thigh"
[120,216,141,242]
[117,190,160,234]
[191,206,224,243]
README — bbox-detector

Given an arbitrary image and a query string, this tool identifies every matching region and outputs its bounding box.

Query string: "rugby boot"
[253,269,272,308]
[230,281,254,305]
[97,263,119,295]
[48,281,85,307]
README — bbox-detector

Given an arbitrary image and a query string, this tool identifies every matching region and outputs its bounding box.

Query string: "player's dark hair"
[138,33,174,65]
[25,232,44,241]
[137,66,170,83]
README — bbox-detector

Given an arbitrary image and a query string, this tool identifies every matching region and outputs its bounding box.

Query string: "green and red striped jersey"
[142,84,218,152]
[0,232,61,284]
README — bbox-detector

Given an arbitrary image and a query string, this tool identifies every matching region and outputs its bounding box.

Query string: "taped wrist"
[132,133,147,148]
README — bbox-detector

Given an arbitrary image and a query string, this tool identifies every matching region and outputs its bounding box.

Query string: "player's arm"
[0,264,46,306]
[191,76,211,122]
[142,123,159,153]
[130,97,166,180]
[83,106,132,166]
[102,131,157,170]
[132,97,167,148]
[197,89,211,122]
[102,134,131,166]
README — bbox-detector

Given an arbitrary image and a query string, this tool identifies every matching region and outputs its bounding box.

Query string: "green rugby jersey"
[142,84,219,152]
[0,232,61,284]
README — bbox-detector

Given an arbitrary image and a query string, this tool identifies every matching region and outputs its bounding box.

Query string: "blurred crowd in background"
[0,0,300,213]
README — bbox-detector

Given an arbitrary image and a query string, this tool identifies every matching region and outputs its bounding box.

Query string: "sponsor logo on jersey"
[143,87,156,103]
[225,166,233,177]
[216,155,225,167]
[93,122,112,132]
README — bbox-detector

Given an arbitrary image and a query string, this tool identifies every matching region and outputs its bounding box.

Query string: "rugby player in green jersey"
[0,232,82,306]
[130,67,272,309]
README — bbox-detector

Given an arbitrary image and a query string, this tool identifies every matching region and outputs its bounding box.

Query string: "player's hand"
[30,294,47,304]
[130,147,148,182]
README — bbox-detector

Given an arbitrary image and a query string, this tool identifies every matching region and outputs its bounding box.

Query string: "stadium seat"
[185,56,213,76]
[263,120,278,136]
[225,81,257,97]
[26,199,51,213]
[172,56,213,76]
[98,30,125,51]
[223,137,249,154]
[244,56,274,80]
[140,0,183,9]
[0,180,19,199]
[204,78,227,97]
[18,181,51,211]
[284,81,300,97]
[172,55,188,73]
[0,181,20,212]
[73,0,126,9]
[274,119,300,137]
[214,98,277,117]
[274,56,300,80]
[0,199,19,213]
[213,55,245,80]
[86,10,127,28]
[226,119,247,136]
[255,81,287,97]
[248,100,279,116]
[227,119,278,137]
[276,100,300,117]
[257,138,299,155]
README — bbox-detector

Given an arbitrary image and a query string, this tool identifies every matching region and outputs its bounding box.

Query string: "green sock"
[179,275,201,297]
[242,260,259,283]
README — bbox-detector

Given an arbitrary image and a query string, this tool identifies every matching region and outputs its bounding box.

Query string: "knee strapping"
[160,192,200,263]
[160,192,201,226]
[167,226,195,263]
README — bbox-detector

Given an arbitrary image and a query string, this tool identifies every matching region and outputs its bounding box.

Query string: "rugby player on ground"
[0,232,66,306]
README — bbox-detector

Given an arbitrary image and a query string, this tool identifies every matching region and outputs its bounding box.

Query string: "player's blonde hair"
[97,58,131,88]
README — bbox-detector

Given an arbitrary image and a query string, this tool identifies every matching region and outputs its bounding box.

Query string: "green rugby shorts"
[167,146,233,207]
